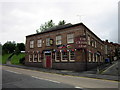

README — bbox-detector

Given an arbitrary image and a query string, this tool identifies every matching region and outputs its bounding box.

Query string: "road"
[2,65,119,89]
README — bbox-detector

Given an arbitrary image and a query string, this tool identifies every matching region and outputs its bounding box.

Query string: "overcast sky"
[0,0,119,45]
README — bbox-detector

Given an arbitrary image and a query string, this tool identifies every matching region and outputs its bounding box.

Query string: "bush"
[19,57,25,64]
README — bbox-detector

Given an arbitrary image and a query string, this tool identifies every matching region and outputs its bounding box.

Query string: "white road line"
[31,76,60,83]
[75,86,83,89]
[5,70,22,74]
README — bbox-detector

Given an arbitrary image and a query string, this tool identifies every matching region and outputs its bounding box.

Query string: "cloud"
[0,0,118,44]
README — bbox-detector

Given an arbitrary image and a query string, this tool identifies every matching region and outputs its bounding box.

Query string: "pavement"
[2,62,119,82]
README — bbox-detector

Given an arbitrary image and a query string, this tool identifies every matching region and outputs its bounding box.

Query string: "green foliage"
[2,41,16,55]
[58,20,66,25]
[16,43,25,51]
[39,20,55,32]
[15,47,20,55]
[2,53,12,64]
[11,53,25,65]
[2,41,25,55]
[36,20,66,33]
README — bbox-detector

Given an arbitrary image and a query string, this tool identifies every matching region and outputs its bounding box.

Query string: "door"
[46,55,51,68]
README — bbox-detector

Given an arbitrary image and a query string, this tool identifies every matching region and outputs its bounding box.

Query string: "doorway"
[44,51,52,68]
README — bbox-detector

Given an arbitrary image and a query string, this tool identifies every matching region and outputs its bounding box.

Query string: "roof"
[26,22,103,43]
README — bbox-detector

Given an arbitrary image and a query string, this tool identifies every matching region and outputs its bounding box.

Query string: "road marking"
[75,86,83,89]
[3,65,119,82]
[5,70,22,74]
[31,76,60,83]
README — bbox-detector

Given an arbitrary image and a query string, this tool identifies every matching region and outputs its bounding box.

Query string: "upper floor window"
[88,36,90,45]
[67,34,74,44]
[56,35,62,45]
[30,41,34,48]
[92,39,94,47]
[95,41,97,48]
[37,39,42,47]
[46,38,50,46]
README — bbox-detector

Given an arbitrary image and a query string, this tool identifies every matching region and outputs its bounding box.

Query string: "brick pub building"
[25,23,104,71]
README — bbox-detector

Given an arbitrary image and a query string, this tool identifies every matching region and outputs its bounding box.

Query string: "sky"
[0,0,119,45]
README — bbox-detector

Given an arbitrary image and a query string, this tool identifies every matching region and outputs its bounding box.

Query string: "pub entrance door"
[44,51,52,68]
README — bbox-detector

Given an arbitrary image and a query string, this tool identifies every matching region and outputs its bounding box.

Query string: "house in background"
[25,23,105,71]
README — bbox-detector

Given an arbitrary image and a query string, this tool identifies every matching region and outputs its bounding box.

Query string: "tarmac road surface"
[2,65,119,89]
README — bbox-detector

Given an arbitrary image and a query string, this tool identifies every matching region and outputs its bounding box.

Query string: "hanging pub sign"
[75,35,87,48]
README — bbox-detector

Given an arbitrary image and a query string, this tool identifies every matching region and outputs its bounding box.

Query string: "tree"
[16,43,25,51]
[36,20,55,33]
[15,43,25,55]
[36,20,66,33]
[2,41,16,54]
[58,20,66,25]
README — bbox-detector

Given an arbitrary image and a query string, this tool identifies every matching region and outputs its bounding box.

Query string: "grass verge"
[11,53,25,65]
[2,54,12,64]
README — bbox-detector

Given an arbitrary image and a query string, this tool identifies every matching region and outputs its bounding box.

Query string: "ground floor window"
[29,54,32,62]
[38,53,42,62]
[69,51,75,62]
[93,53,95,62]
[96,54,98,62]
[55,52,61,62]
[61,51,68,62]
[33,54,37,62]
[88,52,91,62]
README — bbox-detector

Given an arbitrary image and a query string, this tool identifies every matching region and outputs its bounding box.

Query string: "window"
[96,54,98,62]
[88,36,90,45]
[56,35,62,45]
[61,51,68,62]
[29,54,32,62]
[69,51,75,62]
[33,54,37,62]
[37,39,42,47]
[55,52,61,62]
[88,52,91,62]
[30,41,34,48]
[101,45,103,49]
[38,53,42,62]
[93,53,95,62]
[92,39,94,47]
[46,38,50,46]
[67,34,74,44]
[95,41,97,48]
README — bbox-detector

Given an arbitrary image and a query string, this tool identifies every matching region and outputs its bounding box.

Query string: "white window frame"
[88,36,90,45]
[92,39,94,47]
[55,52,60,62]
[69,51,75,62]
[88,52,91,62]
[93,53,95,62]
[67,34,74,44]
[61,52,68,62]
[29,54,32,62]
[56,35,62,45]
[30,41,34,48]
[95,41,97,48]
[37,39,42,47]
[38,53,42,62]
[96,54,98,62]
[33,54,37,62]
[46,38,50,46]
